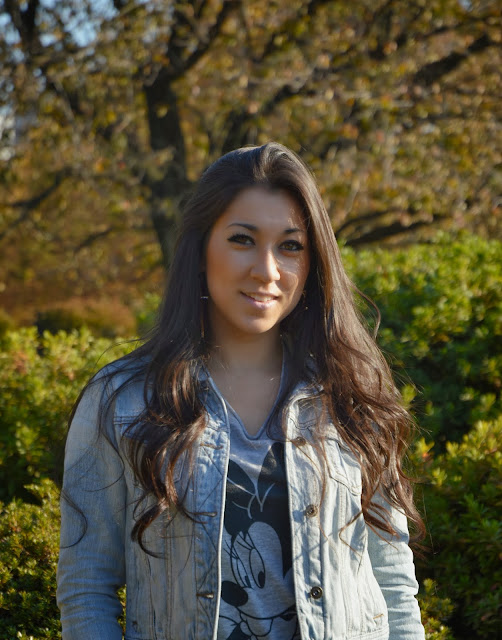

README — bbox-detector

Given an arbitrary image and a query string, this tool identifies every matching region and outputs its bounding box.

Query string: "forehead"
[215,187,306,232]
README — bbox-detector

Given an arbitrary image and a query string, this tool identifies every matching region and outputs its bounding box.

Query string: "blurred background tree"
[0,0,500,324]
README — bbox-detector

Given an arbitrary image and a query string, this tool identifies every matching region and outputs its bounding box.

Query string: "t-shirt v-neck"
[222,352,287,440]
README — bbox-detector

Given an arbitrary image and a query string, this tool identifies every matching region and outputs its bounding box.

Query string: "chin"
[236,320,280,337]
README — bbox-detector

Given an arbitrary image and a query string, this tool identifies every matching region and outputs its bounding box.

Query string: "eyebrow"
[226,222,305,234]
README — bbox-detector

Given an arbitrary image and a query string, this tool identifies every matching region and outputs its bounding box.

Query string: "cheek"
[290,254,310,293]
[205,241,244,295]
[205,238,227,279]
[282,260,309,303]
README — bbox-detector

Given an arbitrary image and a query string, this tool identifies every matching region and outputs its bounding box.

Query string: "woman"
[57,142,425,640]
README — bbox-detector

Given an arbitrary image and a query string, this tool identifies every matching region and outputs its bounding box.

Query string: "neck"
[208,330,283,375]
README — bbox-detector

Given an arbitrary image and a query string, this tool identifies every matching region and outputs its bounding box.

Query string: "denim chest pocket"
[294,403,363,495]
[323,435,363,496]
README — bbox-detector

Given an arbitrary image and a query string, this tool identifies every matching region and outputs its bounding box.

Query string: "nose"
[250,247,280,283]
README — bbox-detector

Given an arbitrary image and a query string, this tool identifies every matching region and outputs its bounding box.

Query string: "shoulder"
[67,353,150,460]
[82,351,151,417]
[93,349,150,384]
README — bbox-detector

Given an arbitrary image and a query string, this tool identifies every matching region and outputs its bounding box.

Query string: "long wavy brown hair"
[70,142,424,552]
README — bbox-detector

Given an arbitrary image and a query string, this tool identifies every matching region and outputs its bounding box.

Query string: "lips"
[242,292,278,303]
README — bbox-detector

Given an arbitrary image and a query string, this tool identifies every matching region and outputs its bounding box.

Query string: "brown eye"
[228,233,254,245]
[281,240,304,252]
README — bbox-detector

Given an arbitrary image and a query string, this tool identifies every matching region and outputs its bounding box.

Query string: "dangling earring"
[200,298,208,341]
[199,272,209,340]
[199,271,209,300]
[200,309,206,340]
[302,289,308,311]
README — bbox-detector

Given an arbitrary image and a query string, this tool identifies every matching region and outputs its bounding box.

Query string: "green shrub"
[344,233,502,446]
[35,309,86,335]
[35,297,136,338]
[418,579,455,640]
[414,417,502,639]
[0,308,15,337]
[0,480,61,640]
[0,328,133,502]
[134,292,162,336]
[0,480,129,639]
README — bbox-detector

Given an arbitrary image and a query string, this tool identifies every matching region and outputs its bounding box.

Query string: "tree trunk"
[143,75,189,269]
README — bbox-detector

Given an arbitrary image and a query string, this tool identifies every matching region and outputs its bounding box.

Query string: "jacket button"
[310,586,323,599]
[305,504,318,517]
[292,436,307,447]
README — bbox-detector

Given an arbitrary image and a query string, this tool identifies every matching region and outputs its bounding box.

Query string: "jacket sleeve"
[57,375,126,640]
[366,490,425,640]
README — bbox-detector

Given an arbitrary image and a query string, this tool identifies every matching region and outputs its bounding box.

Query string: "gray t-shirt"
[212,364,301,640]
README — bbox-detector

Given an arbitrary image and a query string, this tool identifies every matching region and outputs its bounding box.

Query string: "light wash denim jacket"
[57,364,425,640]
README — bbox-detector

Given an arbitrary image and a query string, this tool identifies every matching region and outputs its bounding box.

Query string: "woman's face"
[204,187,310,344]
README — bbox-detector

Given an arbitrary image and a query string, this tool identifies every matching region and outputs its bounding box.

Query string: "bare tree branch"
[336,208,407,235]
[257,0,333,63]
[414,33,494,86]
[75,227,116,252]
[4,0,39,50]
[194,0,210,22]
[343,214,443,247]
[166,0,240,80]
[0,170,70,243]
